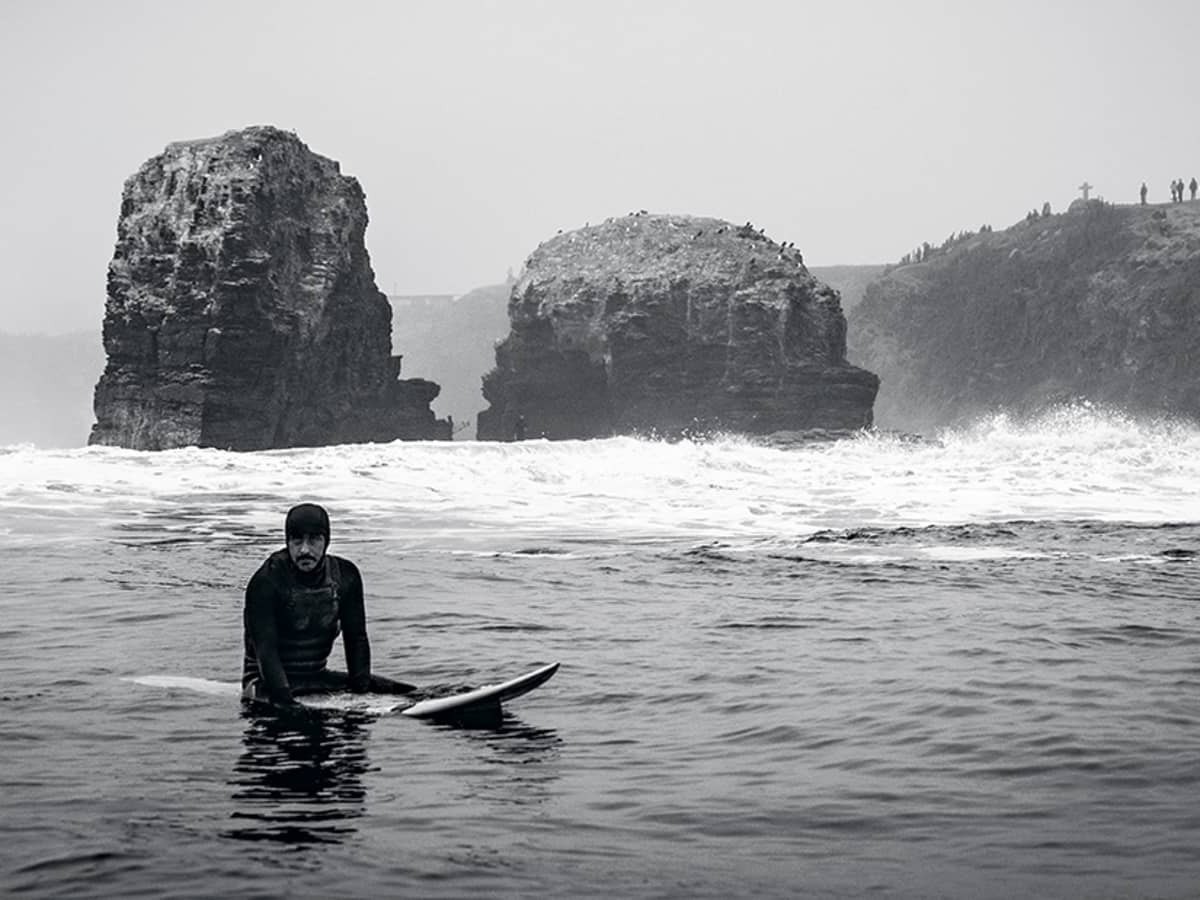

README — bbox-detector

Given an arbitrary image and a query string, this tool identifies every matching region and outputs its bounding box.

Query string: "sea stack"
[476,214,878,440]
[90,126,447,450]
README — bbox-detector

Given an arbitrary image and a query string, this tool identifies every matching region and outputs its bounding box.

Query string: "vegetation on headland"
[848,198,1200,433]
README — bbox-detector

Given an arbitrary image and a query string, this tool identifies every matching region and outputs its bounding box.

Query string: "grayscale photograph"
[1,1,1198,897]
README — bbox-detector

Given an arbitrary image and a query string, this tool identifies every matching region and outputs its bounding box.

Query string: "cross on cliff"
[1078,181,1094,201]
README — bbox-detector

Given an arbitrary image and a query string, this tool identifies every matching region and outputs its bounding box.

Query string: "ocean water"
[2,407,1198,898]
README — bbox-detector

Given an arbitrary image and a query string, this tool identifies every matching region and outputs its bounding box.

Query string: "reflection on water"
[427,712,564,808]
[428,709,562,747]
[225,709,372,846]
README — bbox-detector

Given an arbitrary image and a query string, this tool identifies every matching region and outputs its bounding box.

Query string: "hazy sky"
[2,0,1198,334]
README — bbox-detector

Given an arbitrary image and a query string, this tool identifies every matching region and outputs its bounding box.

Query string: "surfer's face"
[287,532,327,573]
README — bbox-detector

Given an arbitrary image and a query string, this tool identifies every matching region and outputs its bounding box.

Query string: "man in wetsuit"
[241,502,412,710]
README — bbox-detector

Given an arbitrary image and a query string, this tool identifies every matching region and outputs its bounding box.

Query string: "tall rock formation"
[848,200,1200,433]
[476,215,878,440]
[90,126,448,450]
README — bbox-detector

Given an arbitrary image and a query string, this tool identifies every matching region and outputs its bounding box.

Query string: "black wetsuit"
[242,549,372,705]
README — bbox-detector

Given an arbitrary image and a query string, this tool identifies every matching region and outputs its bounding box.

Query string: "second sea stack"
[477,214,878,440]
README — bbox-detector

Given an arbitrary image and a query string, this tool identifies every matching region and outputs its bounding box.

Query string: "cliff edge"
[848,200,1200,432]
[477,214,878,440]
[90,126,447,450]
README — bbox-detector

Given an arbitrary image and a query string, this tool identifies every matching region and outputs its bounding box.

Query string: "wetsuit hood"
[285,503,330,543]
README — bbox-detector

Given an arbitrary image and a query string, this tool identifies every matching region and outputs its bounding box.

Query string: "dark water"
[2,426,1199,897]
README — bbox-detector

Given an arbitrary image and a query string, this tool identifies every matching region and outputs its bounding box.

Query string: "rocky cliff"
[848,200,1200,432]
[476,214,878,440]
[90,126,447,450]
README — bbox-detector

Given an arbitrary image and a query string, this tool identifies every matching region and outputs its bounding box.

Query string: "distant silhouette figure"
[1042,201,1051,217]
[1191,177,1198,201]
[512,415,527,442]
[1140,182,1148,205]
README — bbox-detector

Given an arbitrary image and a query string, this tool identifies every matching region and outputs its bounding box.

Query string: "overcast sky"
[2,0,1198,334]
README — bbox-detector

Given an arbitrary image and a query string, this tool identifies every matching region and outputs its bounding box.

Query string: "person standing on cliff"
[242,503,414,711]
[1191,177,1198,201]
[1140,182,1148,205]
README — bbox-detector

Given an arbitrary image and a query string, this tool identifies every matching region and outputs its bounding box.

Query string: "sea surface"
[2,407,1198,899]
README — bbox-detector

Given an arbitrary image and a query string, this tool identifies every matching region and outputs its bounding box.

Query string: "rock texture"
[848,200,1200,432]
[476,214,878,440]
[90,126,447,450]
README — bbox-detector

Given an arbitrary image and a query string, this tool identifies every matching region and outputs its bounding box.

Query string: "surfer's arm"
[244,572,295,705]
[339,561,371,692]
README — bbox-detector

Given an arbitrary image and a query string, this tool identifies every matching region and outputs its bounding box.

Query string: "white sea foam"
[914,545,1051,562]
[3,407,1198,550]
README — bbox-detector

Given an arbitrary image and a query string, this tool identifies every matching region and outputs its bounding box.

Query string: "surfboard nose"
[400,662,560,719]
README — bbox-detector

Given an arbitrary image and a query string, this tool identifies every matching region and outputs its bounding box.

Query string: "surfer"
[241,502,413,711]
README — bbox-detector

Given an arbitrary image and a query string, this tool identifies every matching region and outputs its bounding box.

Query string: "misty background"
[2,0,1197,444]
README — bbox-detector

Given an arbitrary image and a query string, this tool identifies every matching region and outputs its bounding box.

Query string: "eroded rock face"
[90,126,447,450]
[476,214,878,440]
[847,200,1200,432]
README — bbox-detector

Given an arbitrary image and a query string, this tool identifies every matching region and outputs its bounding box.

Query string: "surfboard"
[400,661,560,719]
[125,661,560,719]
